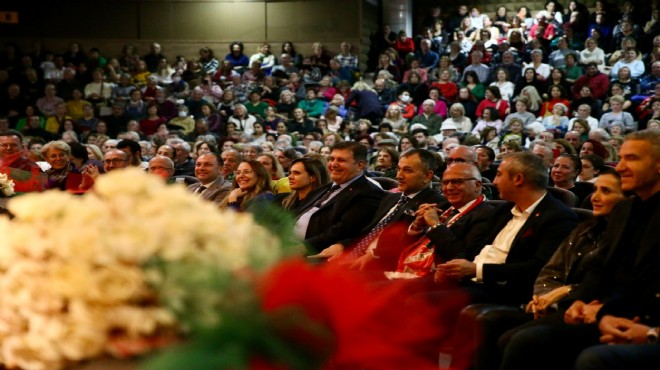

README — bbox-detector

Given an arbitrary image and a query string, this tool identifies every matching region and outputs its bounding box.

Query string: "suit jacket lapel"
[203,178,225,200]
[508,195,551,253]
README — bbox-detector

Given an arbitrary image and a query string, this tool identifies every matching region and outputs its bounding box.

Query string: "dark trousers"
[498,312,601,370]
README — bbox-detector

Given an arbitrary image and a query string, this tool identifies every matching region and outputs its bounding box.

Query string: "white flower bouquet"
[0,169,290,370]
[0,173,15,197]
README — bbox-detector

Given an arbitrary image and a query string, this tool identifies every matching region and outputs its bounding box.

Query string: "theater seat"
[546,187,578,207]
[572,207,594,222]
[371,177,399,190]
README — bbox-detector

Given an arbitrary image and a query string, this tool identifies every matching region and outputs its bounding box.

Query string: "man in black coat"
[375,162,495,280]
[340,149,447,270]
[499,129,660,370]
[435,152,579,305]
[296,141,385,256]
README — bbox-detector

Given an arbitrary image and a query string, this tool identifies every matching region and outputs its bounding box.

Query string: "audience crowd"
[0,1,659,369]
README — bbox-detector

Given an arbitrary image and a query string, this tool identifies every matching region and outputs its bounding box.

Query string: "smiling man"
[337,149,447,268]
[0,130,44,192]
[188,153,231,205]
[434,152,578,304]
[499,129,660,370]
[377,162,494,278]
[294,141,385,256]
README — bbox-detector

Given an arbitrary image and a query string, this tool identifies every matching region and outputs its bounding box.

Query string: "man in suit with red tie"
[330,149,447,268]
[388,162,494,278]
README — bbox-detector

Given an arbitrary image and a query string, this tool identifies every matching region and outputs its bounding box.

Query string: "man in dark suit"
[296,141,385,256]
[435,151,579,305]
[378,162,494,279]
[188,153,230,205]
[343,149,447,270]
[499,129,660,370]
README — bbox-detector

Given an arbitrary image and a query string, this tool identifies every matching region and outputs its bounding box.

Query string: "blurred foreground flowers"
[0,168,460,370]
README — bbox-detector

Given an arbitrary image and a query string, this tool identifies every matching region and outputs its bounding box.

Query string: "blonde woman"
[381,104,408,136]
[444,103,473,133]
[257,153,290,194]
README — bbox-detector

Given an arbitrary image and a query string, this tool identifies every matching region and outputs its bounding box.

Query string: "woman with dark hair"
[212,60,240,88]
[552,138,577,155]
[476,86,509,119]
[543,68,572,100]
[194,141,217,158]
[371,147,400,179]
[156,144,176,161]
[200,103,222,134]
[198,47,219,76]
[456,87,479,122]
[578,153,606,183]
[540,85,572,119]
[513,67,545,98]
[280,157,330,213]
[355,133,375,153]
[459,70,485,101]
[472,107,502,136]
[139,103,167,136]
[572,118,591,142]
[551,153,594,205]
[579,139,608,160]
[281,41,303,68]
[398,134,419,153]
[224,42,250,71]
[220,160,275,211]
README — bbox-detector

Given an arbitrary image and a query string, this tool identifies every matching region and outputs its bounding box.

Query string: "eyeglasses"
[441,177,478,187]
[104,158,128,165]
[234,170,254,176]
[0,143,20,149]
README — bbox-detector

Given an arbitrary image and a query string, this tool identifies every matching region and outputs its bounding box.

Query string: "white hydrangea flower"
[0,168,285,369]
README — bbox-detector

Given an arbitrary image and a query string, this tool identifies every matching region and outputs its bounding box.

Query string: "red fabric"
[476,98,509,120]
[431,82,458,102]
[539,98,571,117]
[139,117,167,136]
[572,73,610,100]
[394,38,415,55]
[258,259,470,369]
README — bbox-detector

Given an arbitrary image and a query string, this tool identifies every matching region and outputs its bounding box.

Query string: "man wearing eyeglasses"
[102,150,130,173]
[147,155,175,181]
[445,145,477,166]
[434,152,578,305]
[375,162,494,279]
[76,149,130,190]
[0,130,44,192]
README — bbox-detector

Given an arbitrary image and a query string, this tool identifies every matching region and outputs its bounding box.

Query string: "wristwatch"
[646,327,659,343]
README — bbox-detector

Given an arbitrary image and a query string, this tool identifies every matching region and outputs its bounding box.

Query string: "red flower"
[258,259,471,369]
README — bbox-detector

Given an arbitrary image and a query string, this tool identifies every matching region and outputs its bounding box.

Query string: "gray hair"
[502,151,549,190]
[423,99,436,107]
[167,138,191,152]
[41,140,71,157]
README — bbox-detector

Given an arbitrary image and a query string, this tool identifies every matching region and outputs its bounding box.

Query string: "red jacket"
[572,73,610,100]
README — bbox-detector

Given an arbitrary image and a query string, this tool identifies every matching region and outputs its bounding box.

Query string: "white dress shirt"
[473,193,546,281]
